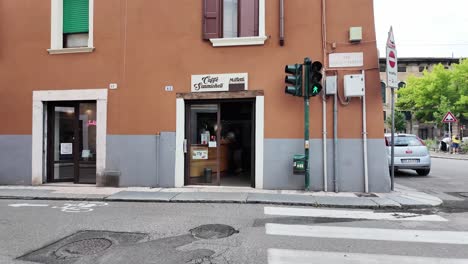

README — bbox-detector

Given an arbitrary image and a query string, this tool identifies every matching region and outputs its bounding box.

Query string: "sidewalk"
[0,183,442,209]
[430,151,468,160]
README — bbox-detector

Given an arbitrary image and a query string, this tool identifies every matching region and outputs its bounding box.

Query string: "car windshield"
[386,136,423,147]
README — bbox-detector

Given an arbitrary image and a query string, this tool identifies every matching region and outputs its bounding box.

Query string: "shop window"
[203,0,267,47]
[398,66,407,72]
[48,0,94,54]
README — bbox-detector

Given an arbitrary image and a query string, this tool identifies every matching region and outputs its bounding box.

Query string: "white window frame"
[48,0,95,54]
[210,0,267,47]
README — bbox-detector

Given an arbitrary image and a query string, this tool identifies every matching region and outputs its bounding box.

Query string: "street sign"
[442,111,458,123]
[386,27,398,88]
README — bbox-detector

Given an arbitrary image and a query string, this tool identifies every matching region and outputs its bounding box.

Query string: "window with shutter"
[49,0,94,54]
[63,0,89,34]
[203,0,266,47]
[63,0,89,48]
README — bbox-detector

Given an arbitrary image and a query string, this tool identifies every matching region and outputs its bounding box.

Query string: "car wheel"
[416,169,430,176]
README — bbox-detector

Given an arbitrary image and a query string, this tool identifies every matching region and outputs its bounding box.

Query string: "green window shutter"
[63,0,89,34]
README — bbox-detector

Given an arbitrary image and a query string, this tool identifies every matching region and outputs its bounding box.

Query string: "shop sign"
[191,73,248,92]
[60,143,73,155]
[192,148,208,160]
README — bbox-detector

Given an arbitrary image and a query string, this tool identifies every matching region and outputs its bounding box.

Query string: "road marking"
[8,203,49,208]
[265,224,468,245]
[264,207,448,222]
[52,202,108,213]
[268,249,468,264]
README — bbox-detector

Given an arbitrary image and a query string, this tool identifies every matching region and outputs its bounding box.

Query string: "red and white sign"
[386,27,398,88]
[442,111,457,123]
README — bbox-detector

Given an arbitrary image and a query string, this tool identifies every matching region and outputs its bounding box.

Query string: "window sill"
[209,36,267,47]
[47,47,95,55]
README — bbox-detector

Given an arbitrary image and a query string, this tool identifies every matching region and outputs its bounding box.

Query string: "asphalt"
[0,184,442,209]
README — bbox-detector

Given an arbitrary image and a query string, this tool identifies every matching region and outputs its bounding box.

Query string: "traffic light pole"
[304,58,311,190]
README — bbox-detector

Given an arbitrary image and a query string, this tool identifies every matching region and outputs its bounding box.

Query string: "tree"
[386,111,406,132]
[396,59,468,126]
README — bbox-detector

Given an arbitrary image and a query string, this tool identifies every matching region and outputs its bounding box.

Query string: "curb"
[0,195,440,210]
[431,155,468,161]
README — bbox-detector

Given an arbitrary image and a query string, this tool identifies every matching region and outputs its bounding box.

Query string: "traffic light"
[309,61,323,96]
[285,64,303,96]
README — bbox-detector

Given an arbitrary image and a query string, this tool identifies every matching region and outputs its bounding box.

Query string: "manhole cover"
[54,238,112,259]
[190,224,238,240]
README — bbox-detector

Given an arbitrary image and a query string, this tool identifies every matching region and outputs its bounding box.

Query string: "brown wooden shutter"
[203,0,222,39]
[238,0,259,37]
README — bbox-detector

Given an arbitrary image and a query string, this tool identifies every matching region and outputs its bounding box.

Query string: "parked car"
[385,133,431,176]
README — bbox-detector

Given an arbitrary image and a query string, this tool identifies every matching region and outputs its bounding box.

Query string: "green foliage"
[385,111,406,132]
[424,139,438,151]
[396,59,468,125]
[461,141,468,154]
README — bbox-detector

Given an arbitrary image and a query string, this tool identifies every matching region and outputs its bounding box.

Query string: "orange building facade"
[0,0,390,192]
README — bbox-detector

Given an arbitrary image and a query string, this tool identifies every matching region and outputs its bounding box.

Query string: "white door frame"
[174,96,264,188]
[31,89,108,185]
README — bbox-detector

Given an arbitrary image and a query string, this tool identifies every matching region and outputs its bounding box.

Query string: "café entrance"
[185,100,255,187]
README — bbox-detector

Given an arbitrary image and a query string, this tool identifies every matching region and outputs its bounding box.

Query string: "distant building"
[379,57,460,139]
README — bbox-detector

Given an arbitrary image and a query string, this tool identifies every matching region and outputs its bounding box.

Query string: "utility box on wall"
[344,74,365,97]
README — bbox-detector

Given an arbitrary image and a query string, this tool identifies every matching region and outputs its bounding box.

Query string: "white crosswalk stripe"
[266,223,468,245]
[265,206,448,222]
[268,249,468,264]
[264,206,468,264]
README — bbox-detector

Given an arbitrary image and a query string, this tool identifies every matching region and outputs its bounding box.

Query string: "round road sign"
[389,51,396,68]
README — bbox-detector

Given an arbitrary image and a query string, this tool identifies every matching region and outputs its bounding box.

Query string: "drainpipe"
[333,83,338,192]
[321,0,328,191]
[279,0,285,46]
[362,70,369,193]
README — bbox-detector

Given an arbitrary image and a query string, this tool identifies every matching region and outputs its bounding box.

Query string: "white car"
[385,133,431,176]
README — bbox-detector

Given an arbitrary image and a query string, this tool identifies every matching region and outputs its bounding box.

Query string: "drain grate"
[190,224,239,240]
[18,230,148,264]
[54,238,112,259]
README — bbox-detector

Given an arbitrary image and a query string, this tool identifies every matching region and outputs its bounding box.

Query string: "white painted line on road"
[265,224,468,245]
[8,203,49,208]
[264,207,448,222]
[268,249,468,264]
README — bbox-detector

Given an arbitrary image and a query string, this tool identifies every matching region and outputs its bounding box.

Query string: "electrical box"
[293,154,305,174]
[349,27,362,42]
[344,74,365,97]
[325,75,337,95]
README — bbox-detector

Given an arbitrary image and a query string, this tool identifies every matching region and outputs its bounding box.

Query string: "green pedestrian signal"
[285,64,303,97]
[309,61,323,96]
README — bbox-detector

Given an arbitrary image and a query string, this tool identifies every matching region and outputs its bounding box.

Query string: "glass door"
[47,101,97,184]
[186,104,221,185]
[47,103,78,182]
[77,103,97,184]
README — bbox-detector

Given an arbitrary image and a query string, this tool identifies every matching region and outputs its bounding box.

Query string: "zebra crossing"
[263,206,468,264]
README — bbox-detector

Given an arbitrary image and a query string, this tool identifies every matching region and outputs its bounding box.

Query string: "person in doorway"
[452,134,461,154]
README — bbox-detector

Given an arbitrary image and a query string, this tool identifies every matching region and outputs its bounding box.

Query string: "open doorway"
[185,100,255,187]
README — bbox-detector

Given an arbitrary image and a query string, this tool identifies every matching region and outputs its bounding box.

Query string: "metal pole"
[449,121,452,153]
[304,58,311,190]
[390,87,395,191]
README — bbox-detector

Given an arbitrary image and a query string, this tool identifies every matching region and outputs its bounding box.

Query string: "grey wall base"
[0,134,390,192]
[106,133,175,187]
[0,135,32,185]
[263,139,391,192]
